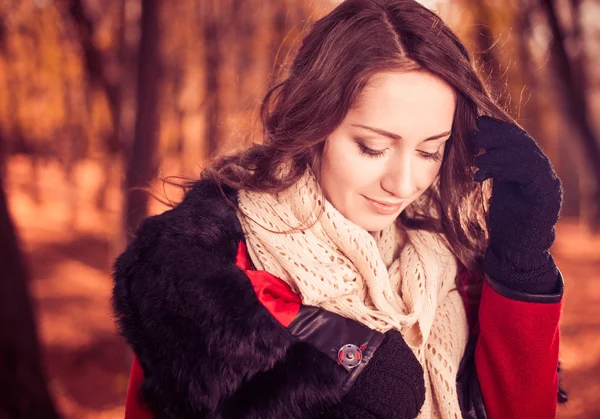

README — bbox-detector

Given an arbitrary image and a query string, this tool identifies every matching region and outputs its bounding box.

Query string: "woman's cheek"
[409,158,437,192]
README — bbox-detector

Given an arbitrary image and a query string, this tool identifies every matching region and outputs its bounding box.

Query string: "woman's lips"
[364,196,402,215]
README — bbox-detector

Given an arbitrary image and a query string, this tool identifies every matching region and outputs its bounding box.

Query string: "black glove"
[288,307,425,419]
[331,330,425,419]
[470,116,563,294]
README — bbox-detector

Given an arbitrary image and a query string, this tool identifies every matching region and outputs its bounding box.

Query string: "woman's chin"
[349,213,399,233]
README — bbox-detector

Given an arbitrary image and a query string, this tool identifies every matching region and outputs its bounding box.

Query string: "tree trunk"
[541,0,600,232]
[514,1,542,139]
[66,0,120,135]
[268,0,288,87]
[96,0,128,212]
[65,0,134,213]
[202,0,223,160]
[0,162,60,418]
[569,0,585,94]
[124,0,161,240]
[232,0,256,103]
[472,0,506,109]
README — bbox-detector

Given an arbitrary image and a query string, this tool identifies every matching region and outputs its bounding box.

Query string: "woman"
[112,0,566,418]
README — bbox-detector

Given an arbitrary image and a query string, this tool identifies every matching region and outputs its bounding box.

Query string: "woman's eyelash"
[419,151,442,162]
[356,141,442,162]
[356,142,386,158]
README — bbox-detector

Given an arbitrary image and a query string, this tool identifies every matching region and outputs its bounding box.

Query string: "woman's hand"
[470,116,563,294]
[247,267,425,419]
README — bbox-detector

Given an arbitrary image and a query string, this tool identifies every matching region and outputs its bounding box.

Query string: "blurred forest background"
[1,0,599,417]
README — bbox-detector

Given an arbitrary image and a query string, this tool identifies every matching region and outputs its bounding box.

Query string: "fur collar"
[112,180,346,418]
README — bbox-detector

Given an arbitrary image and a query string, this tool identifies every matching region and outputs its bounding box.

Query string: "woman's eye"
[419,151,442,162]
[356,142,386,158]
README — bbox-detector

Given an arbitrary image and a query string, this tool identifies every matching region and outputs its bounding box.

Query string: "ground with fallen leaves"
[5,156,599,418]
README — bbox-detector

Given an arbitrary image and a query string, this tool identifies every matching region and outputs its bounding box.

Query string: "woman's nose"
[380,159,417,199]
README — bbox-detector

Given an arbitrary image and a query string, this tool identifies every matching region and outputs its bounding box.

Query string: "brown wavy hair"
[201,0,516,278]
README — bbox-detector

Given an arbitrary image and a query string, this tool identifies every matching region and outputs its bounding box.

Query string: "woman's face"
[319,71,456,232]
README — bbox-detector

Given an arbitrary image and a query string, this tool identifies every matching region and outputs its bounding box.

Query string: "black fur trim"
[112,180,345,418]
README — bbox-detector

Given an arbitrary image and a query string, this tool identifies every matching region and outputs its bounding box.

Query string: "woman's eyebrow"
[352,124,451,142]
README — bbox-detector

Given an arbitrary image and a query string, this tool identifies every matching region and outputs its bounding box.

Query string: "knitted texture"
[237,170,468,418]
[333,330,426,419]
[471,116,563,294]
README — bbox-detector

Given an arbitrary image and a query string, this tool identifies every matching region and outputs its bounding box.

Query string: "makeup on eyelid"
[319,71,456,232]
[355,140,443,161]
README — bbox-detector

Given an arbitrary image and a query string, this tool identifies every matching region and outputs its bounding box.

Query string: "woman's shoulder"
[111,177,247,322]
[111,179,296,417]
[115,178,244,271]
[111,177,248,322]
[146,177,244,252]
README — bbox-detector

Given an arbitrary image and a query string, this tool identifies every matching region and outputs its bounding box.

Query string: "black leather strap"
[456,335,488,419]
[485,269,564,304]
[288,305,385,392]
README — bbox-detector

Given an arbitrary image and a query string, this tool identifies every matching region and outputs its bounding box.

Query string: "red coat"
[123,239,562,419]
[113,180,563,419]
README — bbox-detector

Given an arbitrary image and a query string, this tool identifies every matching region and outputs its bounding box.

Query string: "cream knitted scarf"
[237,170,468,418]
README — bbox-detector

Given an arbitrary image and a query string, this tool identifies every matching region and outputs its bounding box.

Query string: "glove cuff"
[484,246,560,294]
